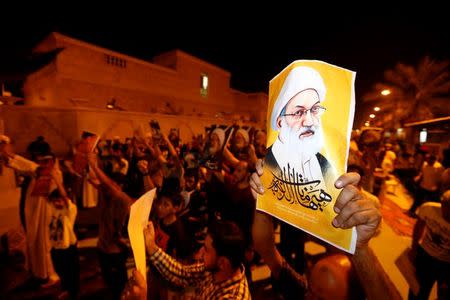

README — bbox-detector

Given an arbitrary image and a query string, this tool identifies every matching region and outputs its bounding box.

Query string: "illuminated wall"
[23,32,267,124]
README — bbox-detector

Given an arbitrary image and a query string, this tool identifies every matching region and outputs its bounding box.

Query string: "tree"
[363,56,450,129]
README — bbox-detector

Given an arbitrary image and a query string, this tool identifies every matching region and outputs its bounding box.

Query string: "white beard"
[277,118,324,159]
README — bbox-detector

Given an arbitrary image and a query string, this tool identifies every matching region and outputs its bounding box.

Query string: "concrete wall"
[0,106,260,156]
[0,167,21,235]
[23,33,268,125]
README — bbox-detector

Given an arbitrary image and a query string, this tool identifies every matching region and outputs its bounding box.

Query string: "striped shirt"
[150,248,251,299]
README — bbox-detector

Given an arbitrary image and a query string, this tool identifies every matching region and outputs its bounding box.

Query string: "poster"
[31,157,54,196]
[128,188,156,280]
[72,131,100,176]
[257,60,357,253]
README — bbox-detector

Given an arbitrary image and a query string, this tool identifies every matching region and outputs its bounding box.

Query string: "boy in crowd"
[155,178,192,261]
[48,189,80,299]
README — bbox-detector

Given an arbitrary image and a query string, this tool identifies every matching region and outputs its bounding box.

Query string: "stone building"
[15,32,264,140]
[0,32,268,233]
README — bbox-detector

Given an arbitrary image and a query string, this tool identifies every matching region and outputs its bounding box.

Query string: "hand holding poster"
[72,131,100,176]
[257,61,357,253]
[128,188,156,281]
[31,156,54,196]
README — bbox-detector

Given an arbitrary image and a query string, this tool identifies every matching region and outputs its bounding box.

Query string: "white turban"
[270,66,326,130]
[211,128,225,148]
[236,128,249,144]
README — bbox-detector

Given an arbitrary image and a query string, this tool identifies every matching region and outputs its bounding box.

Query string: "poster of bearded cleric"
[257,60,357,253]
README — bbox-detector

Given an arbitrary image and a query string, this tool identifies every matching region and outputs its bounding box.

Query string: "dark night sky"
[1,6,448,99]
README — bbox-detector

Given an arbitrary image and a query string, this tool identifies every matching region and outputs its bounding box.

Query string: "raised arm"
[142,139,158,159]
[350,245,402,300]
[87,153,132,206]
[144,222,208,287]
[252,211,308,299]
[136,159,155,192]
[327,173,401,300]
[247,144,258,168]
[50,165,68,200]
[162,133,181,166]
[222,146,240,169]
[1,143,38,175]
[250,160,400,300]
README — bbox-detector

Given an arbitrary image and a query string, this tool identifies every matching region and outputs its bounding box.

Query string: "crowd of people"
[348,129,450,299]
[0,121,448,299]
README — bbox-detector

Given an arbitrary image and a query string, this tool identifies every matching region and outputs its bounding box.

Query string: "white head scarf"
[211,128,225,148]
[236,128,249,144]
[270,66,326,130]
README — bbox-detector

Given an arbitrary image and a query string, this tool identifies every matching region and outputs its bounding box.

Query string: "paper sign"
[72,131,100,176]
[128,188,156,280]
[257,60,357,253]
[31,159,54,196]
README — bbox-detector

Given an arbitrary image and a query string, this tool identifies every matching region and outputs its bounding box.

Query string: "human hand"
[0,141,14,159]
[249,159,264,199]
[121,269,147,300]
[332,173,381,249]
[248,143,256,155]
[87,152,97,167]
[143,221,157,255]
[137,160,149,175]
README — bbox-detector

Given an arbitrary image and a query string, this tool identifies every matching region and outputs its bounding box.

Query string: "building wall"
[23,62,59,107]
[0,106,259,156]
[23,32,267,124]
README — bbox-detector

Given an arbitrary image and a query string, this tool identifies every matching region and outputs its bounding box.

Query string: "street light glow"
[369,114,375,118]
[381,89,391,96]
[374,107,380,111]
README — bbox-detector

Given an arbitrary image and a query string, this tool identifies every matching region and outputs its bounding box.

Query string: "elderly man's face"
[234,132,246,149]
[276,89,324,157]
[209,133,221,154]
[278,89,321,134]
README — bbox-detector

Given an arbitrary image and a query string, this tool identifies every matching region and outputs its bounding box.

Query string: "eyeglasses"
[281,105,326,120]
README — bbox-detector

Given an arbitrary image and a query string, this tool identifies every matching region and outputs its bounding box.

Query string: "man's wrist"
[261,247,284,278]
[147,244,159,257]
[352,244,370,261]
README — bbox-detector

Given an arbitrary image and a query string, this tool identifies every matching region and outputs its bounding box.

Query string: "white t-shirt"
[420,161,444,191]
[417,202,450,263]
[49,200,78,249]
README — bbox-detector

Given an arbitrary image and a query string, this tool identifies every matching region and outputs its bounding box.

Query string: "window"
[419,128,427,143]
[200,73,208,97]
[105,54,127,68]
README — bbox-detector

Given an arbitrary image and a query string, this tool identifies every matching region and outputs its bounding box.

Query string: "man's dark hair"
[111,142,122,152]
[27,136,52,160]
[207,220,246,269]
[159,177,182,207]
[184,167,199,182]
[48,189,63,200]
